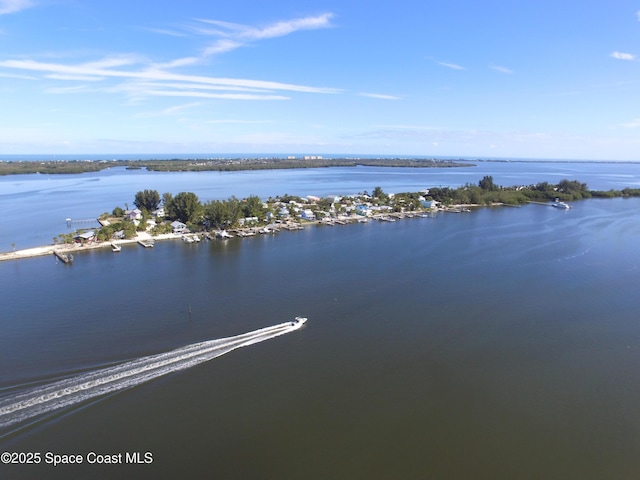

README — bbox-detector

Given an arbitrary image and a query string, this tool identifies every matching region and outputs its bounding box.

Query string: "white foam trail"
[0,321,304,428]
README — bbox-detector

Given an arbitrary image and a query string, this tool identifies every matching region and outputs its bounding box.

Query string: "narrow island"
[0,157,473,176]
[2,177,640,262]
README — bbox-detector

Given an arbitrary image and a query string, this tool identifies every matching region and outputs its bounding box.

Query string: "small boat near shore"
[216,230,233,239]
[552,198,571,209]
[182,234,201,243]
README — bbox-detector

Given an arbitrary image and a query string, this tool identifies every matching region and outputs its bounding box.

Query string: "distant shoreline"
[0,157,473,176]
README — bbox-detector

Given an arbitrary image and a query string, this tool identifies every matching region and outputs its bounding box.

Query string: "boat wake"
[0,319,306,429]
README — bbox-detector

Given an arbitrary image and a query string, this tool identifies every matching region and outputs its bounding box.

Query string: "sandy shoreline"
[0,232,182,262]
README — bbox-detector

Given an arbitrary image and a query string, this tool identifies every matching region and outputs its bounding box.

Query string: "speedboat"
[291,316,307,327]
[552,200,570,209]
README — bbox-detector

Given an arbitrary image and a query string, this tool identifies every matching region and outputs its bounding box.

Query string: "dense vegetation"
[426,176,640,205]
[0,157,472,176]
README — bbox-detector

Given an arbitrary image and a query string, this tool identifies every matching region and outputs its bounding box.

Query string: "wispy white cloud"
[610,51,636,61]
[82,54,144,69]
[197,13,334,41]
[357,92,401,100]
[175,13,334,58]
[44,84,92,94]
[0,13,341,103]
[135,90,290,100]
[242,13,334,40]
[152,57,201,69]
[143,27,189,38]
[192,19,247,35]
[0,71,37,80]
[117,80,273,95]
[0,58,342,99]
[490,64,513,74]
[436,61,465,70]
[46,74,104,81]
[0,0,32,15]
[203,39,245,57]
[637,10,640,22]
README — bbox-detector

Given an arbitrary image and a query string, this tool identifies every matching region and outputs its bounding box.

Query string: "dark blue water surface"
[1,193,639,479]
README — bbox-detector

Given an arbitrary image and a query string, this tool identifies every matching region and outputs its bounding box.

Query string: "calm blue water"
[1,164,640,479]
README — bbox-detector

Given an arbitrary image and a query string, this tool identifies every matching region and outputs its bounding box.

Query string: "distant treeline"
[0,157,473,175]
[428,176,640,205]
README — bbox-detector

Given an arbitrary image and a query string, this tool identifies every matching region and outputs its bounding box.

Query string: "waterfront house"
[125,208,143,221]
[238,217,259,226]
[301,209,315,220]
[371,205,393,213]
[355,204,371,216]
[421,200,438,209]
[277,206,290,219]
[74,230,95,243]
[171,221,187,233]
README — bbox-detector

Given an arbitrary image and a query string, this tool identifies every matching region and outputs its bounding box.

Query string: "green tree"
[316,198,333,211]
[167,192,203,223]
[226,196,242,226]
[557,179,590,200]
[163,192,175,218]
[479,175,497,191]
[278,194,303,203]
[204,199,229,228]
[372,186,387,201]
[242,195,265,219]
[134,189,161,212]
[151,222,173,235]
[121,221,137,239]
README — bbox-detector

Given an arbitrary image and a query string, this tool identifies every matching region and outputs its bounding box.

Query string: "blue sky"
[0,0,639,160]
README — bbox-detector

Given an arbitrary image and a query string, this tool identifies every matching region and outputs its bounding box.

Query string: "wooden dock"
[53,250,74,264]
[137,240,154,248]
